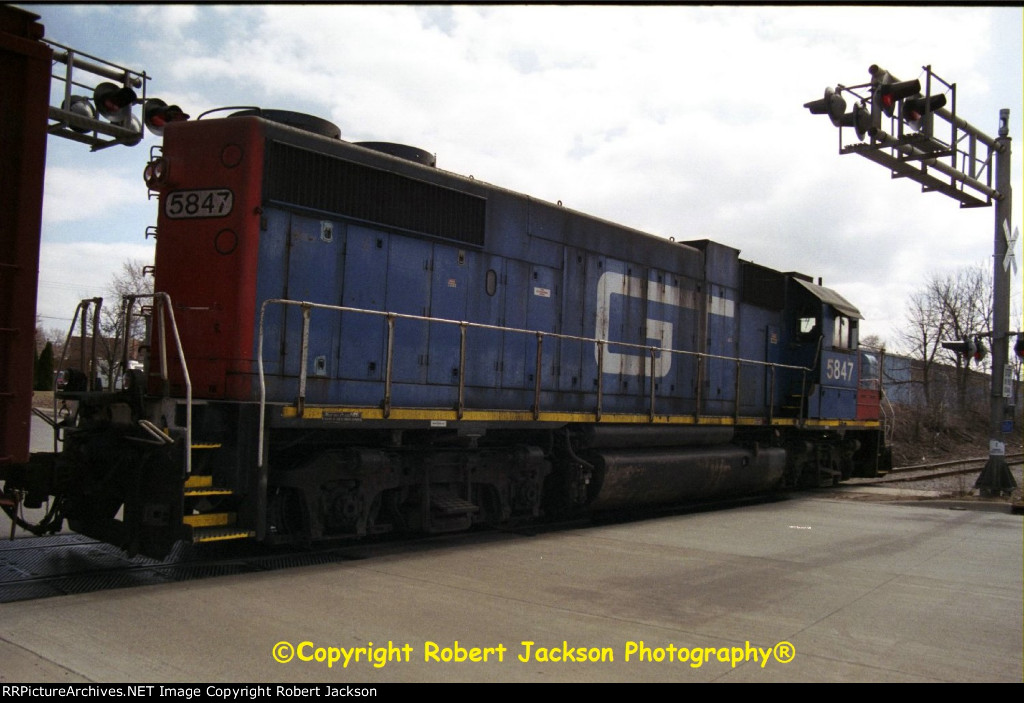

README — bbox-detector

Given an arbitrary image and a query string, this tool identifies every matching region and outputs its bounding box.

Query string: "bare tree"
[898,263,992,413]
[860,334,884,350]
[935,264,991,412]
[898,285,947,406]
[96,259,153,389]
[45,326,66,356]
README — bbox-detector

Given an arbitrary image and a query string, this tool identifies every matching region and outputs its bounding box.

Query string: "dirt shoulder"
[890,406,1022,467]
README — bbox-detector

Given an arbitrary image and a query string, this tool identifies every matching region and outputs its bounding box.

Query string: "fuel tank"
[585,445,786,510]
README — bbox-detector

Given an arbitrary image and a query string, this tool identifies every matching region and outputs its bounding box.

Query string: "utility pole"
[804,66,1017,494]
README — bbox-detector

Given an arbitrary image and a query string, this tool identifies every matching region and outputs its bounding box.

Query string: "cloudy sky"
[25,4,1023,349]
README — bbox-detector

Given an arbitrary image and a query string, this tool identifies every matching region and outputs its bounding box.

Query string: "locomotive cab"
[783,275,864,421]
[776,275,890,485]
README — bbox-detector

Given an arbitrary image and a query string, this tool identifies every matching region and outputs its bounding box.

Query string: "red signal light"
[942,337,987,365]
[877,79,921,118]
[869,65,921,119]
[904,94,946,122]
[971,337,987,364]
[93,81,137,120]
[144,99,190,136]
[903,93,947,132]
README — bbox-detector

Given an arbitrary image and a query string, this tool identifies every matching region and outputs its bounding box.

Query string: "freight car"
[3,109,890,559]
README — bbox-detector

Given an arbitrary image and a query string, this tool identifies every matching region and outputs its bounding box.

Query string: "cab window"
[832,315,858,350]
[797,314,819,342]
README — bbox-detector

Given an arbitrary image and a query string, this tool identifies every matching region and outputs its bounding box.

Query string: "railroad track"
[852,453,1024,486]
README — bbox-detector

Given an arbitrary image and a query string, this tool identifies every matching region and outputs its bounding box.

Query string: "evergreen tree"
[34,341,54,391]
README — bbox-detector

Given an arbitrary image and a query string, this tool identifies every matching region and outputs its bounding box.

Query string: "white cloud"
[131,5,198,39]
[41,166,142,225]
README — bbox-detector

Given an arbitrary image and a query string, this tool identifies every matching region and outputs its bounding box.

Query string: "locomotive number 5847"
[165,188,234,219]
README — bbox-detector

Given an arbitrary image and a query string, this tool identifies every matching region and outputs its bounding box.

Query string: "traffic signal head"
[839,103,872,141]
[869,65,921,118]
[804,87,847,126]
[61,95,96,133]
[93,81,137,121]
[878,79,921,118]
[904,93,946,122]
[119,114,144,146]
[970,336,987,364]
[1015,334,1024,360]
[144,98,190,136]
[942,336,987,364]
[903,93,947,131]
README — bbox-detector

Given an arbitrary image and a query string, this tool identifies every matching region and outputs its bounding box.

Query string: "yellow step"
[184,475,213,488]
[191,526,256,544]
[185,488,235,497]
[184,474,234,497]
[183,512,236,528]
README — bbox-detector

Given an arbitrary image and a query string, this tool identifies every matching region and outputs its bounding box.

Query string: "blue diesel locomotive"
[6,110,889,558]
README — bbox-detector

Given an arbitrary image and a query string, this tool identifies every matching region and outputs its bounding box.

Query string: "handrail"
[800,334,825,426]
[880,391,896,445]
[256,298,815,469]
[122,293,193,473]
[137,419,175,446]
[457,322,467,420]
[53,297,102,453]
[52,293,191,471]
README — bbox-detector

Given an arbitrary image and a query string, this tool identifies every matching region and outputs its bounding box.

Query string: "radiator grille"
[265,141,486,246]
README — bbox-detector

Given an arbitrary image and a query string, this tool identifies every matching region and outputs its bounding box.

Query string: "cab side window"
[797,312,820,342]
[832,315,858,350]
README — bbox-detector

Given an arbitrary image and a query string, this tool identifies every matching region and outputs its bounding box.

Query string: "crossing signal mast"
[804,65,1017,495]
[46,39,188,150]
[804,65,997,208]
